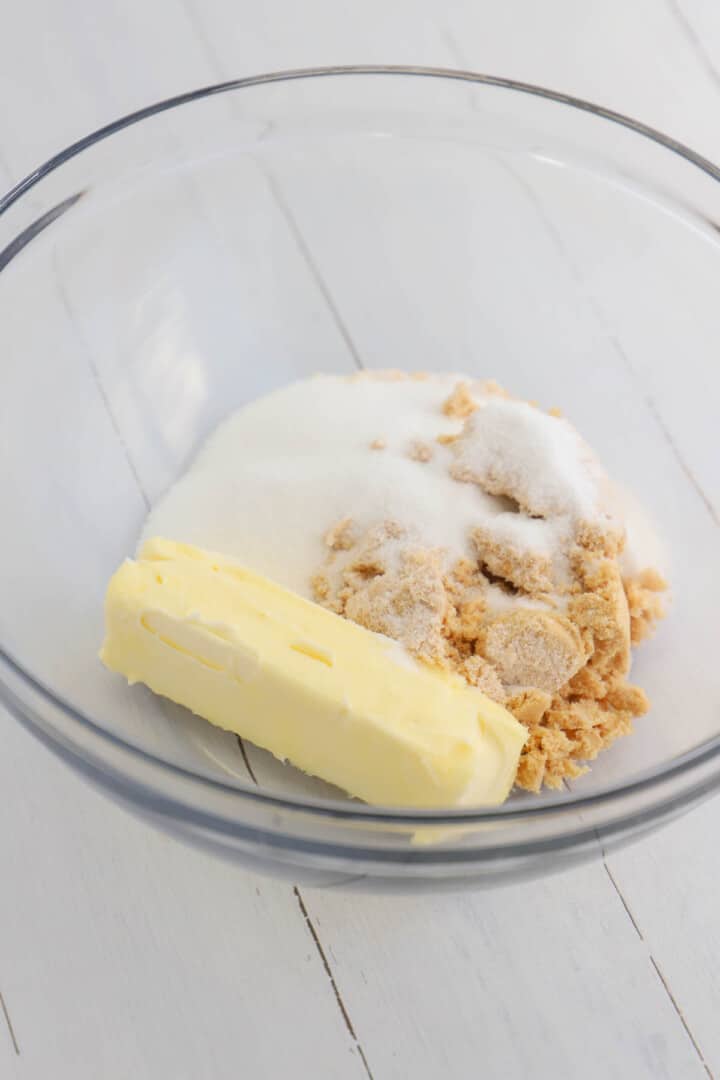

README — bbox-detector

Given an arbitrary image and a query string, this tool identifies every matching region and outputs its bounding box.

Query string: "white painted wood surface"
[1,3,719,1077]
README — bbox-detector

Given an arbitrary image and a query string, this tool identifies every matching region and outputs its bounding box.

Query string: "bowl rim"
[2,64,719,831]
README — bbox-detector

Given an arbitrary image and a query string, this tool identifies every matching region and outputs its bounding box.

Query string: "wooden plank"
[607,800,720,1077]
[0,715,368,1080]
[436,11,720,1074]
[303,864,707,1080]
[2,112,25,1080]
[445,0,720,160]
[0,3,365,1075]
[0,236,365,1069]
[0,1,212,182]
[182,0,457,77]
[0,991,20,1077]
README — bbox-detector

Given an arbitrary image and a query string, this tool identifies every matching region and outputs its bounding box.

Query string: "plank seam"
[261,167,364,371]
[650,956,714,1079]
[293,886,374,1079]
[666,0,720,95]
[604,856,714,1077]
[53,262,151,511]
[0,990,20,1056]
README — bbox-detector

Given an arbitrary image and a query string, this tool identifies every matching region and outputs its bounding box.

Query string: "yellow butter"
[100,538,527,808]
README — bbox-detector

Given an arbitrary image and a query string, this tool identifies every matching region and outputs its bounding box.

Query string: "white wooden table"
[1,3,719,1077]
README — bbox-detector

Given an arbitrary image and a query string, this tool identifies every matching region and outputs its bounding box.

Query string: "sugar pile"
[145,373,619,599]
[144,372,667,791]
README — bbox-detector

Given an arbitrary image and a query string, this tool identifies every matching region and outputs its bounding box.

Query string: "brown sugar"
[624,568,667,644]
[316,515,663,790]
[343,545,448,663]
[408,440,434,463]
[311,377,667,792]
[477,610,588,695]
[471,526,556,595]
[442,381,478,419]
[324,517,356,552]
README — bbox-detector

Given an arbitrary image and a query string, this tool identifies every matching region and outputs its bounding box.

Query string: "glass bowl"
[1,66,719,893]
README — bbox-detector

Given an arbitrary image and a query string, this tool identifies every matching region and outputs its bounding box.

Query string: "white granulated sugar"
[452,399,605,522]
[478,512,565,562]
[478,512,573,590]
[143,374,617,599]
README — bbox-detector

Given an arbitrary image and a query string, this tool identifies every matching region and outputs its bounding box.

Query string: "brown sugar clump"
[515,723,585,792]
[408,440,433,463]
[507,688,553,726]
[478,610,587,694]
[567,552,631,687]
[471,526,556,595]
[343,547,448,664]
[310,571,331,603]
[517,690,646,792]
[478,379,509,399]
[624,568,667,644]
[324,517,356,552]
[442,381,478,419]
[447,593,487,643]
[460,655,507,702]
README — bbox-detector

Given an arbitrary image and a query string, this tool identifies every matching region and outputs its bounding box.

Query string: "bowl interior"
[1,72,718,810]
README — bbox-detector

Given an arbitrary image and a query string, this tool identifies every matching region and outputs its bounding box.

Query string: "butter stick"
[101,538,526,808]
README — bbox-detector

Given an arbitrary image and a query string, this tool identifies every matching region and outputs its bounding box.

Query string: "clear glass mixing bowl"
[1,67,719,893]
